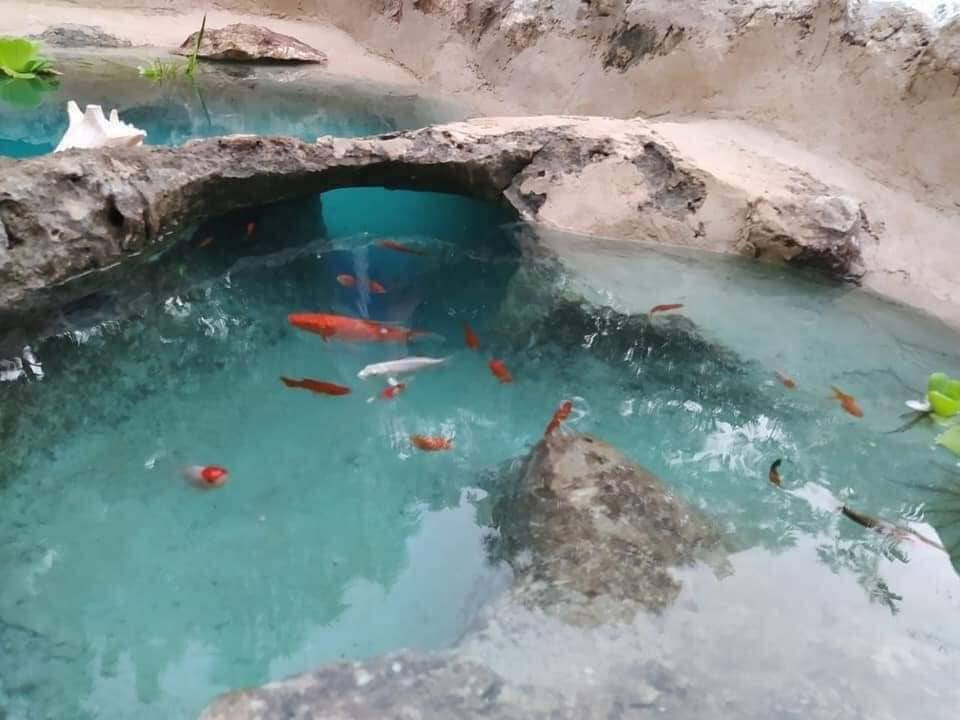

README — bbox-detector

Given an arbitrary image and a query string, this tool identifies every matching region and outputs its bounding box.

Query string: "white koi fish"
[357,356,451,381]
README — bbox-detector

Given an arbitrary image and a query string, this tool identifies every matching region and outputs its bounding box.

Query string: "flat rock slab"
[177,23,328,64]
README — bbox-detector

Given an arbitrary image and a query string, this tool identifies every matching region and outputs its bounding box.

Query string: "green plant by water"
[0,37,59,79]
[139,13,206,80]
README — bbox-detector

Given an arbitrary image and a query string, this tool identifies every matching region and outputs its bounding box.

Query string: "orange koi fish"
[544,400,574,436]
[288,313,435,343]
[280,377,351,396]
[411,435,453,451]
[830,386,863,418]
[649,303,684,315]
[464,323,479,350]
[768,458,782,487]
[336,274,387,294]
[775,371,796,389]
[379,240,427,256]
[245,221,256,238]
[183,465,228,489]
[380,383,406,400]
[488,358,513,383]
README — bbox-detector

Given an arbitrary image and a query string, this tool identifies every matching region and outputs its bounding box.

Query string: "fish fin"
[280,377,298,388]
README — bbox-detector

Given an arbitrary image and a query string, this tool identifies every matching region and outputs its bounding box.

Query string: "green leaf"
[929,390,960,417]
[0,37,38,73]
[936,425,960,456]
[0,65,37,79]
[928,372,950,395]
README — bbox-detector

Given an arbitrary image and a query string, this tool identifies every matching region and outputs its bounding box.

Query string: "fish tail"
[280,377,300,388]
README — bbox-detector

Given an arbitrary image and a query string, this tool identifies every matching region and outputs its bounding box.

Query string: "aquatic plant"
[139,13,206,81]
[0,37,59,79]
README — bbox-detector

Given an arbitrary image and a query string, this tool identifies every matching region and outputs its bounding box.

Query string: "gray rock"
[493,432,725,624]
[177,23,328,64]
[0,116,867,333]
[30,24,132,48]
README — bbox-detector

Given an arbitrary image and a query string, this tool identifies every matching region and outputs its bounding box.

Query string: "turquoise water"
[2,67,960,720]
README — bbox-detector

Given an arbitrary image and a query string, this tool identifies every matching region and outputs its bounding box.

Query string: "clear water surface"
[2,58,960,720]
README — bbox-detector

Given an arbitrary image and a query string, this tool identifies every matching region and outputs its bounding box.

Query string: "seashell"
[53,100,146,153]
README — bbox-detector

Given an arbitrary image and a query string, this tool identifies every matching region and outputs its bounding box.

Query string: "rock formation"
[200,431,724,719]
[177,23,328,63]
[0,116,869,333]
[29,23,132,48]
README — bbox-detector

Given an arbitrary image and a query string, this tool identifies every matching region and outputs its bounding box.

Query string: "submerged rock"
[177,23,328,64]
[0,116,870,336]
[493,432,724,623]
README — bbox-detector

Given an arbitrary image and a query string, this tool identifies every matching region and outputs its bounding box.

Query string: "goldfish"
[841,505,946,553]
[768,458,782,487]
[245,221,256,238]
[280,377,351,396]
[380,383,406,400]
[288,313,436,343]
[649,303,684,315]
[183,465,228,489]
[379,240,427,256]
[411,435,453,451]
[544,400,574,436]
[464,323,479,350]
[488,358,513,383]
[197,236,214,249]
[357,356,450,380]
[830,386,863,418]
[336,274,387,294]
[775,371,796,389]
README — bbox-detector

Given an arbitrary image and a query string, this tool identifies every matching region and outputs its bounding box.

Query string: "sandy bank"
[0,0,419,87]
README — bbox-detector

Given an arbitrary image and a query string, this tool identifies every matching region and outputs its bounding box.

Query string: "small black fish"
[768,458,782,487]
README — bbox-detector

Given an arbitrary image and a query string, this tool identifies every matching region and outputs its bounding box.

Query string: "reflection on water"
[1,194,960,719]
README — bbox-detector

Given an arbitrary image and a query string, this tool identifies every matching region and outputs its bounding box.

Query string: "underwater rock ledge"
[200,431,724,719]
[0,115,865,330]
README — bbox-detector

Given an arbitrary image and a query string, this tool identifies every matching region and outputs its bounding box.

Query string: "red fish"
[649,303,684,315]
[830,386,863,418]
[280,377,351,396]
[183,465,228,489]
[544,400,574,436]
[336,274,387,294]
[489,358,513,383]
[464,323,479,350]
[379,240,427,256]
[245,221,256,238]
[411,435,453,451]
[768,458,782,487]
[775,371,796,389]
[288,313,434,343]
[380,383,406,400]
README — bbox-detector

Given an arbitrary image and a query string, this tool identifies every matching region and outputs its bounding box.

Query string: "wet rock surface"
[0,116,868,335]
[177,23,328,63]
[200,431,723,718]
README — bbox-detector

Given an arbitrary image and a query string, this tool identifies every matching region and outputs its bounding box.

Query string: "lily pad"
[936,425,960,456]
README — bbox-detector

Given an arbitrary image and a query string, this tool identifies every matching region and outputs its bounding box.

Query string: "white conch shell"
[53,100,147,153]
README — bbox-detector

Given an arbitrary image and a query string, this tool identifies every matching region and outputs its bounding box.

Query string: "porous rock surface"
[200,432,722,719]
[176,23,328,63]
[0,115,867,331]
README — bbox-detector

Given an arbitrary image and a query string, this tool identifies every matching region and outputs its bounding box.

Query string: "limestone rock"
[30,23,132,48]
[176,23,328,64]
[0,116,870,336]
[493,432,724,623]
